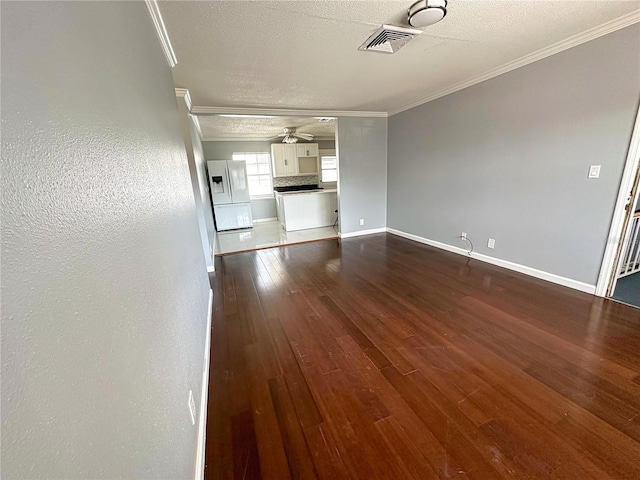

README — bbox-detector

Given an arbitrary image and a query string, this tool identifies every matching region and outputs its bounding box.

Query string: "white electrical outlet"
[488,238,495,249]
[359,218,365,226]
[188,389,196,426]
[461,232,467,239]
[588,165,601,179]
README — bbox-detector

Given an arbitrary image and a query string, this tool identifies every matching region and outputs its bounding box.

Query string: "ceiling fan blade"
[294,133,314,141]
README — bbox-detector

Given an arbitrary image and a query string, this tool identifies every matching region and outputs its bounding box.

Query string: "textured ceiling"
[160,1,640,113]
[197,115,335,141]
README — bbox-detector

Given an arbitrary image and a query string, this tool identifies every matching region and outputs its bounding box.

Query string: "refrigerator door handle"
[226,166,234,202]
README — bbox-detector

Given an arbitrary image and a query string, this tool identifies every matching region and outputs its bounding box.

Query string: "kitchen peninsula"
[275,185,337,232]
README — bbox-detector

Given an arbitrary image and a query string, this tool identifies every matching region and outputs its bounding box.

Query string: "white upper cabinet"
[271,144,298,177]
[296,144,318,158]
[272,143,320,177]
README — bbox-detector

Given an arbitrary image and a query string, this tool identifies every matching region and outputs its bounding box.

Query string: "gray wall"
[191,119,216,264]
[1,2,210,478]
[177,99,214,269]
[251,197,278,220]
[317,139,336,150]
[203,140,272,160]
[387,25,640,285]
[336,117,388,234]
[202,139,335,160]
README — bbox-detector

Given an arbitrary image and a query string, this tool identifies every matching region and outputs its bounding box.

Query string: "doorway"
[610,166,640,307]
[597,102,640,308]
[196,114,339,255]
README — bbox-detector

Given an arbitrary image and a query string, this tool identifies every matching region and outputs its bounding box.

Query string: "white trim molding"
[191,106,387,118]
[175,88,192,111]
[388,10,640,116]
[387,228,596,295]
[175,89,203,141]
[145,0,178,68]
[195,288,214,480]
[339,227,387,239]
[191,115,203,140]
[596,102,640,297]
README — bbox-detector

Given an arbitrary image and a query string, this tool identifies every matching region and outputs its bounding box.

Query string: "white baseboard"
[386,228,596,295]
[195,288,214,480]
[252,217,278,224]
[339,227,387,239]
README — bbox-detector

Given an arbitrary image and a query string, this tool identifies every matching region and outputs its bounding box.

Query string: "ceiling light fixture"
[408,0,447,28]
[273,127,313,143]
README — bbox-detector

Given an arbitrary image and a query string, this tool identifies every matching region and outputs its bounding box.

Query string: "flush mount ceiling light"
[408,0,447,27]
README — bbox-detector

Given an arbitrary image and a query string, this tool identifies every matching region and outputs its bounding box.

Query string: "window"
[320,154,338,184]
[232,152,273,197]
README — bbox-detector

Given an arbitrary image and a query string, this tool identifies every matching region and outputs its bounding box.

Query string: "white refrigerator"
[207,160,253,231]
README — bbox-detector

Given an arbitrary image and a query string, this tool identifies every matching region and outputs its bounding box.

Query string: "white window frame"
[232,152,274,199]
[319,149,338,188]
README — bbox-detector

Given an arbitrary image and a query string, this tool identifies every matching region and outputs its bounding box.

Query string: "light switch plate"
[588,165,601,179]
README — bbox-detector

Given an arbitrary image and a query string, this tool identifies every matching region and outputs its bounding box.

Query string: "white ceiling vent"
[358,24,422,54]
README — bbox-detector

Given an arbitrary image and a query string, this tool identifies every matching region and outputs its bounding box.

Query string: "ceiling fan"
[272,127,314,144]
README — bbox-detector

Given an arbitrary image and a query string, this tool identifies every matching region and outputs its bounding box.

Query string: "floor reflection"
[215,220,338,255]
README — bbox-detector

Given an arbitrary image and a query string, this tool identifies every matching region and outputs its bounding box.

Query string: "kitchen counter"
[275,189,337,232]
[275,188,337,196]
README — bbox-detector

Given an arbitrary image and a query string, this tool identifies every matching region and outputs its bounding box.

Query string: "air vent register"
[358,25,422,54]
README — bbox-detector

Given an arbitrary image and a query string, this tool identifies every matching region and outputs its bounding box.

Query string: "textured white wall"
[1,2,210,478]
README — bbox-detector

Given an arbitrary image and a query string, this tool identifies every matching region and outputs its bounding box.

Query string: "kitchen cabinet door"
[296,143,318,158]
[271,144,298,177]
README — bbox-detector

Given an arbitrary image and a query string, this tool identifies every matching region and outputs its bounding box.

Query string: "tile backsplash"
[273,175,319,187]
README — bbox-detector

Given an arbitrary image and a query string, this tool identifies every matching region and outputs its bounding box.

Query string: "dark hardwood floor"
[204,233,640,479]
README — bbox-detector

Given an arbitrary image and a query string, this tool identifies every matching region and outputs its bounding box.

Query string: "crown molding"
[175,88,192,111]
[145,0,177,68]
[191,106,387,118]
[388,10,640,116]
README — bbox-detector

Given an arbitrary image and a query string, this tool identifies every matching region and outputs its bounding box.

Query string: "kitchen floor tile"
[214,220,338,255]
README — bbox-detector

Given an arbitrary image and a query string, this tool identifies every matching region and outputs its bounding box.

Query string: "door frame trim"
[596,101,640,297]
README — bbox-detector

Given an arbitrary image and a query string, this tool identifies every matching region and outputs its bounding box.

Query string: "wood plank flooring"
[204,233,640,479]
